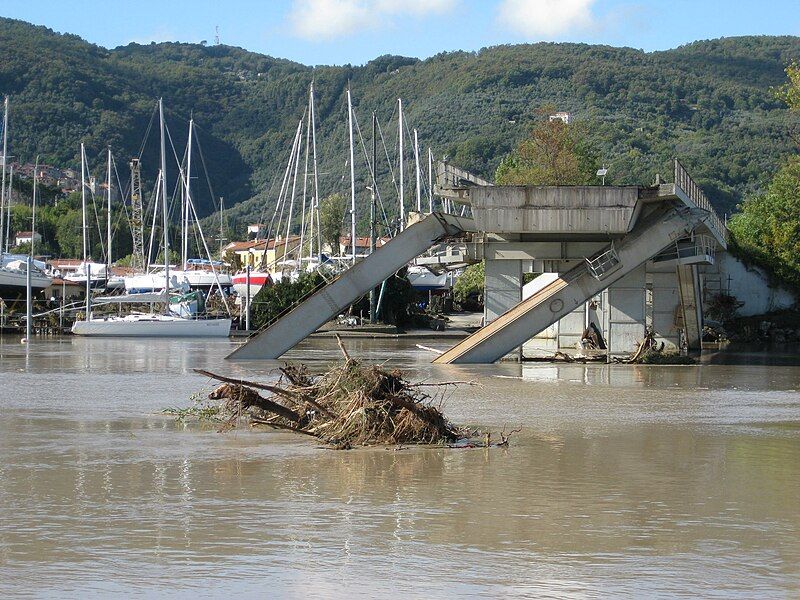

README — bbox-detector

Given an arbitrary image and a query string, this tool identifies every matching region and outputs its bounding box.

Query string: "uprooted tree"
[188,336,489,449]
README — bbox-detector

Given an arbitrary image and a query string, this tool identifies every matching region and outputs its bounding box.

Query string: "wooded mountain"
[1,17,798,236]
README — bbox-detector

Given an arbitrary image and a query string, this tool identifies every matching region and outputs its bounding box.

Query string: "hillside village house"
[338,236,389,257]
[13,231,42,247]
[224,236,301,271]
[224,235,390,271]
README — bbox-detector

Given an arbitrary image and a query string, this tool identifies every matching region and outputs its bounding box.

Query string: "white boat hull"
[0,264,52,298]
[407,267,455,291]
[177,270,232,290]
[124,272,190,294]
[72,315,232,337]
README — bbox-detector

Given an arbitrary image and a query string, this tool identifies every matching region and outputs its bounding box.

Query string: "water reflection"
[1,336,799,597]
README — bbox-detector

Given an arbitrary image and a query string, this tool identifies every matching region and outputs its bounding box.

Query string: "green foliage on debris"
[637,351,696,365]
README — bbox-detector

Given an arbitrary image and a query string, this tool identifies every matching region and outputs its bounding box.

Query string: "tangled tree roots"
[195,336,472,449]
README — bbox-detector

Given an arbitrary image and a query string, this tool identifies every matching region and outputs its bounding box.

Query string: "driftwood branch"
[335,333,351,362]
[194,368,298,398]
[407,380,478,388]
[250,418,322,438]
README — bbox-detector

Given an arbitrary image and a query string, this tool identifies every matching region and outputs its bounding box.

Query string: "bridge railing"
[674,159,727,243]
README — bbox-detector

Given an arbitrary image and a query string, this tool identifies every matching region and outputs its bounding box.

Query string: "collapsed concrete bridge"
[227,159,729,363]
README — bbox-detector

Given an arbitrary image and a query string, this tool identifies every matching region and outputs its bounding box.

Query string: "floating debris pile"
[193,336,473,449]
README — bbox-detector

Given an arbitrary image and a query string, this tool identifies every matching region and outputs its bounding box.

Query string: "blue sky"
[3,0,799,65]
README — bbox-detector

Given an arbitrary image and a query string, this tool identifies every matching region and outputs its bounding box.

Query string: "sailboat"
[72,99,232,337]
[0,97,52,300]
[168,117,232,292]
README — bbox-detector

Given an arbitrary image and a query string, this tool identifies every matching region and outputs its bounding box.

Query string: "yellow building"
[224,236,301,272]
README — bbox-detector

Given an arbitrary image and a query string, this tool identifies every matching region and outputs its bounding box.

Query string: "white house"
[14,231,42,246]
[549,111,572,125]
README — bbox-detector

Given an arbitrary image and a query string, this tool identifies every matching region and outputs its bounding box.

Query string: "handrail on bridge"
[673,159,727,244]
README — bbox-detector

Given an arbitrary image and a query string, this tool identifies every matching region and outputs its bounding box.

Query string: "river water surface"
[1,335,799,598]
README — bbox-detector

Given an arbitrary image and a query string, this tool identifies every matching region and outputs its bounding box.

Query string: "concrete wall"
[469,186,640,235]
[706,253,797,317]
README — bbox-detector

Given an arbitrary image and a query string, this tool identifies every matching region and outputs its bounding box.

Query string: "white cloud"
[289,0,456,40]
[497,0,597,37]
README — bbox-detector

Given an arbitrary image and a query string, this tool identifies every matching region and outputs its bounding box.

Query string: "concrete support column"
[603,266,646,357]
[677,264,703,352]
[650,270,682,351]
[484,259,523,323]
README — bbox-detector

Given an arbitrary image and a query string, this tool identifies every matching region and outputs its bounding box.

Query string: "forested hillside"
[1,17,798,239]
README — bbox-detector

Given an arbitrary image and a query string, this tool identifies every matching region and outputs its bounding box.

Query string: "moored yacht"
[0,256,51,299]
[72,99,232,338]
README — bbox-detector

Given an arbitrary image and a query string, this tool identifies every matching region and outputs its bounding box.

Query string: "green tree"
[250,272,326,328]
[453,261,485,304]
[54,210,83,258]
[729,157,800,289]
[776,61,800,112]
[495,109,598,185]
[319,193,346,255]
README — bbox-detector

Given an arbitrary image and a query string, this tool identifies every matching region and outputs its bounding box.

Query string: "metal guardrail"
[655,234,717,263]
[585,244,621,280]
[674,159,727,243]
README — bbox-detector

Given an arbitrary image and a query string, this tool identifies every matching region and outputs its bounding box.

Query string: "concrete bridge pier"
[677,264,703,352]
[484,259,523,323]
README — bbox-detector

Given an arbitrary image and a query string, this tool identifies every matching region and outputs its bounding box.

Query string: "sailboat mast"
[310,82,321,258]
[183,118,194,271]
[31,156,38,258]
[428,148,433,213]
[299,89,312,264]
[6,165,13,254]
[106,146,112,270]
[219,196,224,258]
[0,96,8,255]
[283,118,303,266]
[159,98,169,302]
[398,98,404,231]
[347,88,356,265]
[80,143,87,262]
[414,128,421,212]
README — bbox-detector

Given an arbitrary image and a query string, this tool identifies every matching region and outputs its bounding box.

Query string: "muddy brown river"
[1,335,799,598]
